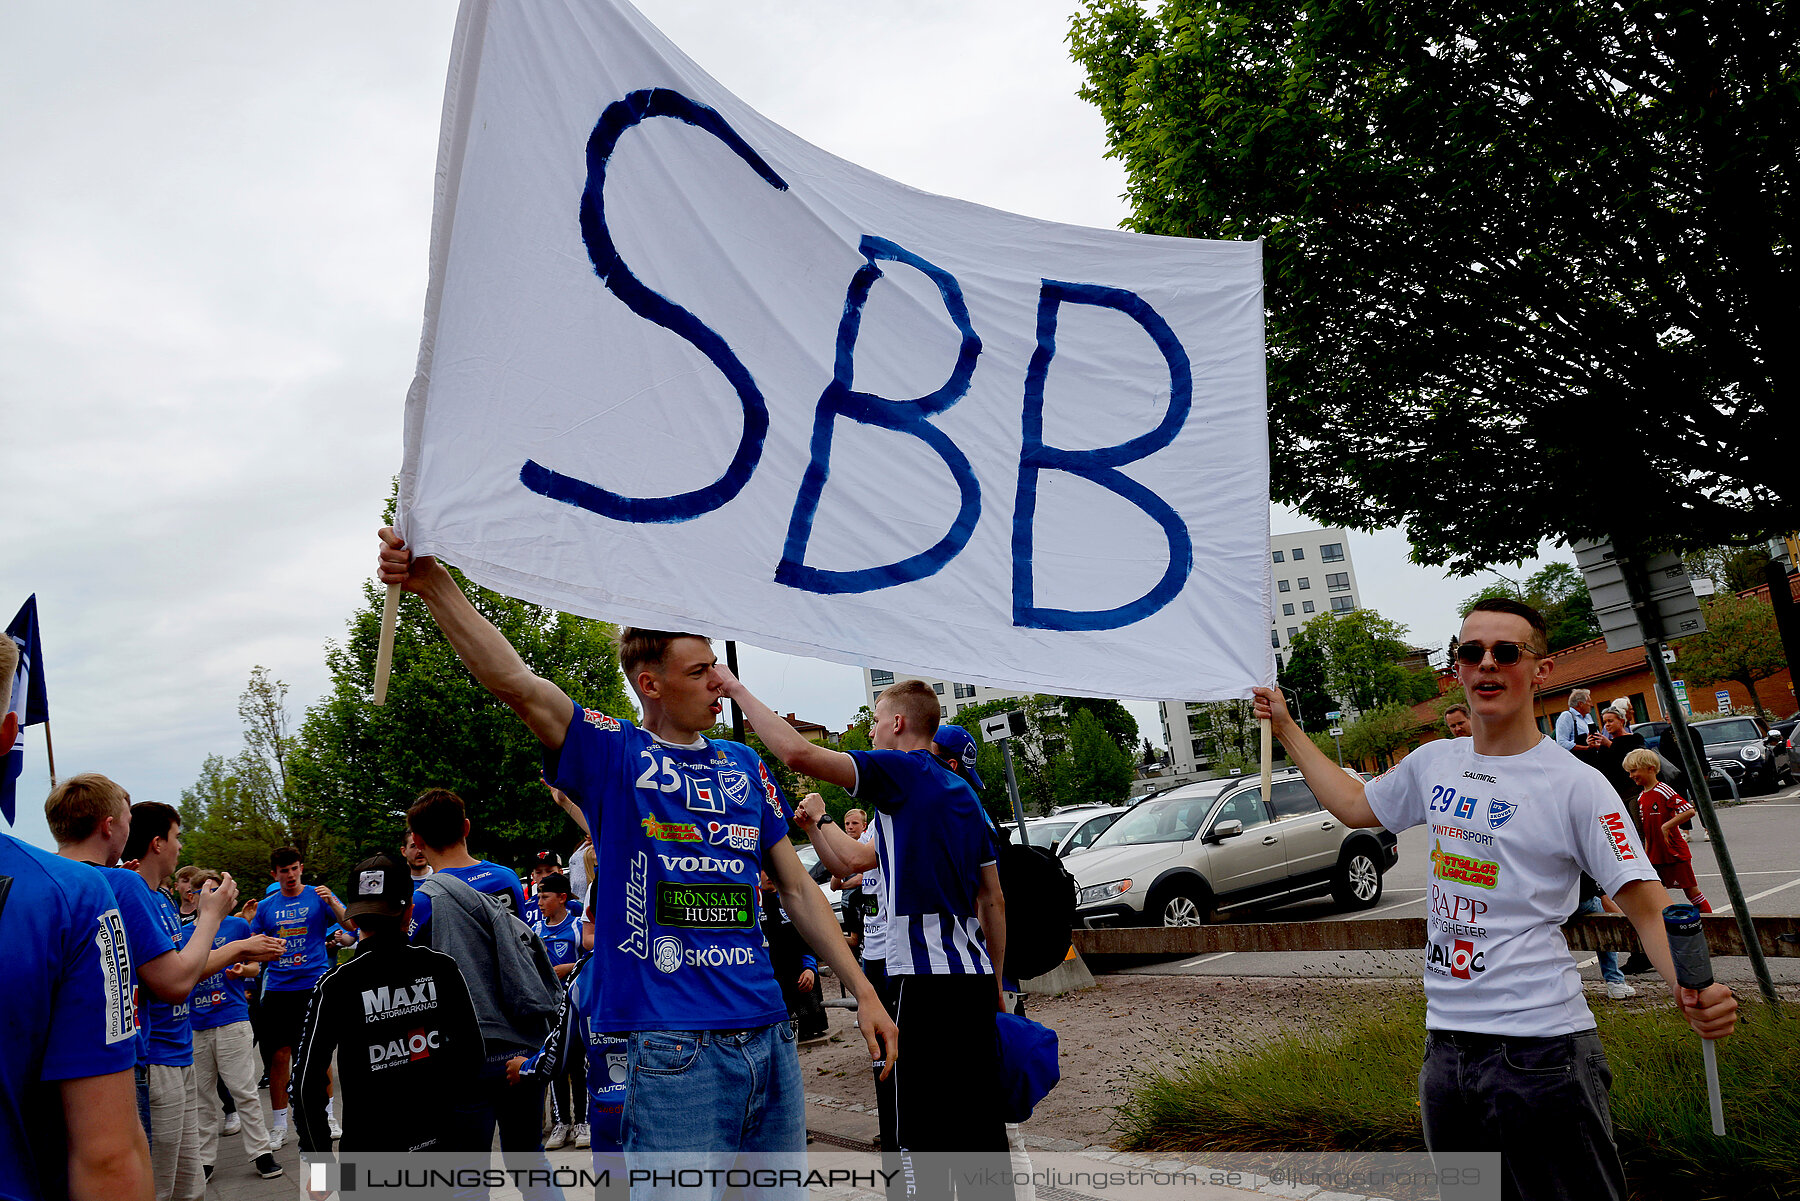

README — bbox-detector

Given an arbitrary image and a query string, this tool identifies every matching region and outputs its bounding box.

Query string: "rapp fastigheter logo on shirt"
[94,907,136,1044]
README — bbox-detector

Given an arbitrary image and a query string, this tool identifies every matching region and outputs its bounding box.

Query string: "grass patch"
[1117,993,1799,1201]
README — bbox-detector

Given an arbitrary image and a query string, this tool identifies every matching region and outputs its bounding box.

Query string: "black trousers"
[880,974,1010,1201]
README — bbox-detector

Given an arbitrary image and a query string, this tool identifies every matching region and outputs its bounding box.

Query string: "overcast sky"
[2,1,1555,851]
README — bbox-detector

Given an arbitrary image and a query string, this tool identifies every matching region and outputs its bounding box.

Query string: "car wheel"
[1332,847,1384,909]
[1153,885,1210,928]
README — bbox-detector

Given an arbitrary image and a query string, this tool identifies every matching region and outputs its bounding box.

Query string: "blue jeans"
[623,1022,804,1200]
[1421,1028,1625,1201]
[1577,895,1625,984]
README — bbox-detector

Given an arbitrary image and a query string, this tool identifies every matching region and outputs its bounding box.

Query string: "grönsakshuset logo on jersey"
[619,852,649,959]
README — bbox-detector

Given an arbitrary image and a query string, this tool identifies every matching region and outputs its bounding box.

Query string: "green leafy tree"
[180,667,339,883]
[1684,544,1775,596]
[1341,703,1422,772]
[1460,562,1599,651]
[1675,593,1789,718]
[1070,0,1798,573]
[1290,609,1434,715]
[286,571,633,872]
[1278,635,1336,731]
[1062,709,1135,806]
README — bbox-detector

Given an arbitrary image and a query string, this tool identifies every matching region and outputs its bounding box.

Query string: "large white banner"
[398,0,1270,701]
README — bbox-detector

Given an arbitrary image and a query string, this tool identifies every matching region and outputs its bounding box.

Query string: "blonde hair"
[45,774,130,846]
[1622,748,1661,774]
[876,679,940,736]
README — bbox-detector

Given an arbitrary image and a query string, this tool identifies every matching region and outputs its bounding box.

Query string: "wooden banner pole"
[373,583,400,706]
[1259,716,1273,811]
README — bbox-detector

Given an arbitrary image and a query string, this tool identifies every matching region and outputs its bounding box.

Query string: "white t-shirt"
[1365,735,1658,1037]
[857,827,887,962]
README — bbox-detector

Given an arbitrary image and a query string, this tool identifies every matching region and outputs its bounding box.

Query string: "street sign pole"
[1001,738,1028,846]
[1329,728,1344,767]
[1619,551,1780,1010]
[982,710,1032,846]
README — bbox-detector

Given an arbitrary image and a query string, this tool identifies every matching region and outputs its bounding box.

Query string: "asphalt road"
[1116,782,1800,986]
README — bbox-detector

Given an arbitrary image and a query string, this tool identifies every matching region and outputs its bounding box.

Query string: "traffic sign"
[1572,539,1706,651]
[1325,710,1342,721]
[1716,690,1732,711]
[1328,727,1343,737]
[981,710,1028,742]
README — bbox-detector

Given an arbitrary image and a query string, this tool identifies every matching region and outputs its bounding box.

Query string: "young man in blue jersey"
[376,528,897,1171]
[1,646,155,1201]
[251,845,353,1145]
[184,869,283,1181]
[405,789,529,932]
[529,871,588,1149]
[123,802,283,1201]
[722,676,1009,1194]
[49,779,282,1157]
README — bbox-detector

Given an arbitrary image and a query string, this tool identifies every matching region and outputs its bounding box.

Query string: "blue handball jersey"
[852,748,998,977]
[547,701,792,1032]
[0,835,138,1201]
[408,860,526,942]
[190,915,254,1031]
[144,892,195,1066]
[251,888,338,992]
[102,866,177,1062]
[533,910,583,968]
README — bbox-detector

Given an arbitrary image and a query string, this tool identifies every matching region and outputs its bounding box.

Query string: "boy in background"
[1625,749,1711,912]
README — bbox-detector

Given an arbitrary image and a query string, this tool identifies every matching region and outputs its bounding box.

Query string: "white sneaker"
[328,1114,343,1140]
[222,1111,242,1136]
[268,1125,285,1151]
[544,1123,571,1150]
[573,1123,590,1149]
[1605,981,1637,999]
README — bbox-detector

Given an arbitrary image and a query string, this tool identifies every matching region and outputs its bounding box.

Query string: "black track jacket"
[293,939,484,1153]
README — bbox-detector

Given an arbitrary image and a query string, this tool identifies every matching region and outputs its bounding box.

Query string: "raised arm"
[793,794,877,876]
[1251,687,1380,827]
[715,667,856,789]
[378,527,573,749]
[765,838,898,1078]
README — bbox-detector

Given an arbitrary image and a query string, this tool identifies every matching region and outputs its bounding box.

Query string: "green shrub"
[1118,993,1798,1201]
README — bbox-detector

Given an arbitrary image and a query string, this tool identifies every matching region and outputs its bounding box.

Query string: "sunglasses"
[1455,640,1542,666]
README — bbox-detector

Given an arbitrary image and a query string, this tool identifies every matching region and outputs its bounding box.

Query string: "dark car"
[1689,715,1795,796]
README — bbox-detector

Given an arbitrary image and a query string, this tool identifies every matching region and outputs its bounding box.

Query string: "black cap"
[345,853,412,919]
[532,849,563,868]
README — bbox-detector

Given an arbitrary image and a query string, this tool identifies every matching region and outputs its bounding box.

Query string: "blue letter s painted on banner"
[775,236,982,594]
[520,88,788,524]
[1012,282,1193,631]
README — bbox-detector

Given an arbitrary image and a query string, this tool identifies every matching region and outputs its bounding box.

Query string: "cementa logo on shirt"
[1430,839,1499,889]
[361,979,439,1022]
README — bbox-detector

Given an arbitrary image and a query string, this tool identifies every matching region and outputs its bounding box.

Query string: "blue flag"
[2,595,48,827]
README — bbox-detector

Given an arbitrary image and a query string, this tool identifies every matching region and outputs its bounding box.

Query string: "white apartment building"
[860,670,1028,722]
[1158,526,1362,776]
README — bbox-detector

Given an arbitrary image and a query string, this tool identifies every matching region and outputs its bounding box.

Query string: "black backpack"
[994,840,1077,979]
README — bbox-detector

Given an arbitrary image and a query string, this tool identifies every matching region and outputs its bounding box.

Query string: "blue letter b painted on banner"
[1012,282,1194,631]
[775,236,982,595]
[521,88,787,524]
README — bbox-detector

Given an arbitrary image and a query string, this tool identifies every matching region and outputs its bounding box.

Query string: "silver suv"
[1070,770,1399,927]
